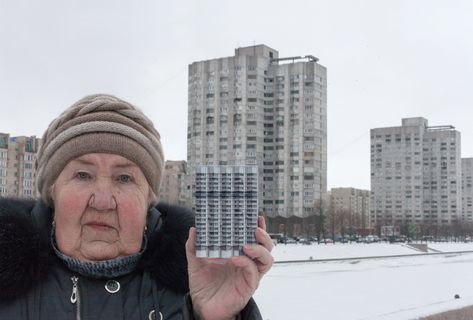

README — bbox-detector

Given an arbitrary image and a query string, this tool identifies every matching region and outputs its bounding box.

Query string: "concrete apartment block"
[0,133,41,198]
[194,165,258,258]
[159,160,190,207]
[370,118,462,227]
[330,187,370,233]
[187,45,327,219]
[462,158,473,221]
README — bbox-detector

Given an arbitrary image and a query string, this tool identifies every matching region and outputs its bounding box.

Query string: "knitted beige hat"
[36,94,165,207]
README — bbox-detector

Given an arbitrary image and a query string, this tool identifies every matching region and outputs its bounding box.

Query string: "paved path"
[419,305,473,319]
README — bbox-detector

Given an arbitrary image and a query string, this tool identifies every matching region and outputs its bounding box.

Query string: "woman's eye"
[77,172,91,180]
[118,175,132,183]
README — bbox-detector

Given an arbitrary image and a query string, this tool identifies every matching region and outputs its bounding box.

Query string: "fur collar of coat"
[0,198,194,301]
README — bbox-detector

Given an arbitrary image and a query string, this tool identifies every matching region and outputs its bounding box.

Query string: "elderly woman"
[0,94,273,319]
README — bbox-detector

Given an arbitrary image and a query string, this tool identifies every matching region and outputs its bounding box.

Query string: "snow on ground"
[272,243,418,261]
[271,242,473,261]
[254,243,473,320]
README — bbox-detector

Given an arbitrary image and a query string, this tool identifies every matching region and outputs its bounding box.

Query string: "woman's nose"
[88,190,117,210]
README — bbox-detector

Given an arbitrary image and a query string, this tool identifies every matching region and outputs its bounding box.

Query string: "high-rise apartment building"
[330,187,370,234]
[187,45,327,221]
[0,133,41,198]
[461,158,473,221]
[159,160,190,207]
[370,118,462,228]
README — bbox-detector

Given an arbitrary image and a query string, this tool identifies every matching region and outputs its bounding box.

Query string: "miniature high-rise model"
[195,165,258,258]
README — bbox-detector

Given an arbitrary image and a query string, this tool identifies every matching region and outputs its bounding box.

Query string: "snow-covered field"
[254,242,473,320]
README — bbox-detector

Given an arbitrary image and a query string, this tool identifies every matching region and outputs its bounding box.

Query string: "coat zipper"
[70,276,81,320]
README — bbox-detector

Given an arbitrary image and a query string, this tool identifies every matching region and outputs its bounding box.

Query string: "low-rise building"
[0,133,41,198]
[329,187,370,235]
[462,158,473,221]
[159,160,190,207]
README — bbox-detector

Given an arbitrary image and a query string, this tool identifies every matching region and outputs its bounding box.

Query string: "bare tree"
[313,198,327,243]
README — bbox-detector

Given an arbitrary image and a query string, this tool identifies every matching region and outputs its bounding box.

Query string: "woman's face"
[52,153,150,261]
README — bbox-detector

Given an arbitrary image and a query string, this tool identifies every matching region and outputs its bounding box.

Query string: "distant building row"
[0,131,368,235]
[0,132,385,240]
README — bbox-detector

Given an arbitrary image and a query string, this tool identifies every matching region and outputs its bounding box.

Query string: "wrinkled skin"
[52,153,150,261]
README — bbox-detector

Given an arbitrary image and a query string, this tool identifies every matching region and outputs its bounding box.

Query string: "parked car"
[335,236,349,243]
[269,233,284,245]
[284,237,298,244]
[299,238,312,245]
[388,236,406,243]
[421,235,434,242]
[365,235,380,243]
[349,235,359,242]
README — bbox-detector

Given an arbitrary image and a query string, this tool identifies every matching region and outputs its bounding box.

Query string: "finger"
[255,227,274,252]
[258,216,267,231]
[229,255,260,290]
[185,227,196,253]
[185,227,200,266]
[243,244,274,275]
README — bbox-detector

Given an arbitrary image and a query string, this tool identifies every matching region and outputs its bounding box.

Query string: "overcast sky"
[1,0,472,190]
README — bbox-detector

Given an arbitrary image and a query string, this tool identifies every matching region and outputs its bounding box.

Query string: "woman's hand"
[185,216,274,320]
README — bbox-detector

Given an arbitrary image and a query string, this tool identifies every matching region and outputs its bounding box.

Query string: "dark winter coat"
[0,198,262,320]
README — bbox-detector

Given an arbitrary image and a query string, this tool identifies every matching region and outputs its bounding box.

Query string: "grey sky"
[1,0,472,190]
